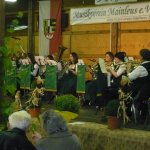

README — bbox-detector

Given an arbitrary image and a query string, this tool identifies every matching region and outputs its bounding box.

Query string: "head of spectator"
[33,109,81,150]
[139,49,150,62]
[8,110,31,131]
[0,111,36,150]
[41,109,68,135]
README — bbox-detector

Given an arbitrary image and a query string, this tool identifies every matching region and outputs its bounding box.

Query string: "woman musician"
[84,52,114,104]
[106,52,127,89]
[57,52,78,96]
[100,52,127,103]
[105,52,114,67]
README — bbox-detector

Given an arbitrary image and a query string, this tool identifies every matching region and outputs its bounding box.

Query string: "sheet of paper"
[98,58,107,73]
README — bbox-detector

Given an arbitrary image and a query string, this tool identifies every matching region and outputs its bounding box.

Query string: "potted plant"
[26,87,44,118]
[54,94,80,122]
[105,99,121,129]
[54,94,80,113]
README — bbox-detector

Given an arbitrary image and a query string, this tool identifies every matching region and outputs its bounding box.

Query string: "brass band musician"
[98,52,127,105]
[106,52,127,89]
[127,49,150,119]
[57,52,78,96]
[27,53,39,80]
[84,52,114,104]
[105,52,114,67]
[46,54,62,72]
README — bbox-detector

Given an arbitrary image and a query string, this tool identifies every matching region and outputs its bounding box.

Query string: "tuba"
[57,45,67,62]
[57,45,68,79]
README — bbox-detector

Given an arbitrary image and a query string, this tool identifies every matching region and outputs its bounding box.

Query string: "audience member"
[0,110,36,150]
[32,109,81,150]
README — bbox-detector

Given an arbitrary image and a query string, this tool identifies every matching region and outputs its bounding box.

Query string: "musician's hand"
[69,69,77,75]
[69,68,74,73]
[106,66,111,72]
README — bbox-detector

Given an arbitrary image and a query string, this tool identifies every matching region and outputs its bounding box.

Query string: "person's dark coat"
[0,128,36,150]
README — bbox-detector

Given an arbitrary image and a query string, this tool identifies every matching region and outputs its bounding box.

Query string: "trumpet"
[87,59,98,80]
[88,60,99,80]
[117,60,140,65]
[116,60,140,73]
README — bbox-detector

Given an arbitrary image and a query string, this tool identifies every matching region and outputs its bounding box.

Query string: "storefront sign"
[70,2,150,25]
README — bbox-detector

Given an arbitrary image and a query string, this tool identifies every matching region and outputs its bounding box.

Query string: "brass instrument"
[57,45,68,79]
[117,60,140,73]
[88,59,99,80]
[58,61,70,78]
[117,60,140,65]
[127,61,140,73]
[90,64,99,80]
[57,45,67,62]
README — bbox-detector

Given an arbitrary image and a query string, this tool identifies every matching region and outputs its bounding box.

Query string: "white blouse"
[31,64,39,76]
[128,61,150,81]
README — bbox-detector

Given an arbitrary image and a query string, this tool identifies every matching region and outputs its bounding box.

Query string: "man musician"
[127,49,150,120]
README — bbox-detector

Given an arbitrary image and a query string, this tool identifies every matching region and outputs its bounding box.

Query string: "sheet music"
[47,60,57,65]
[35,56,45,65]
[78,59,84,65]
[21,59,30,65]
[98,58,107,73]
